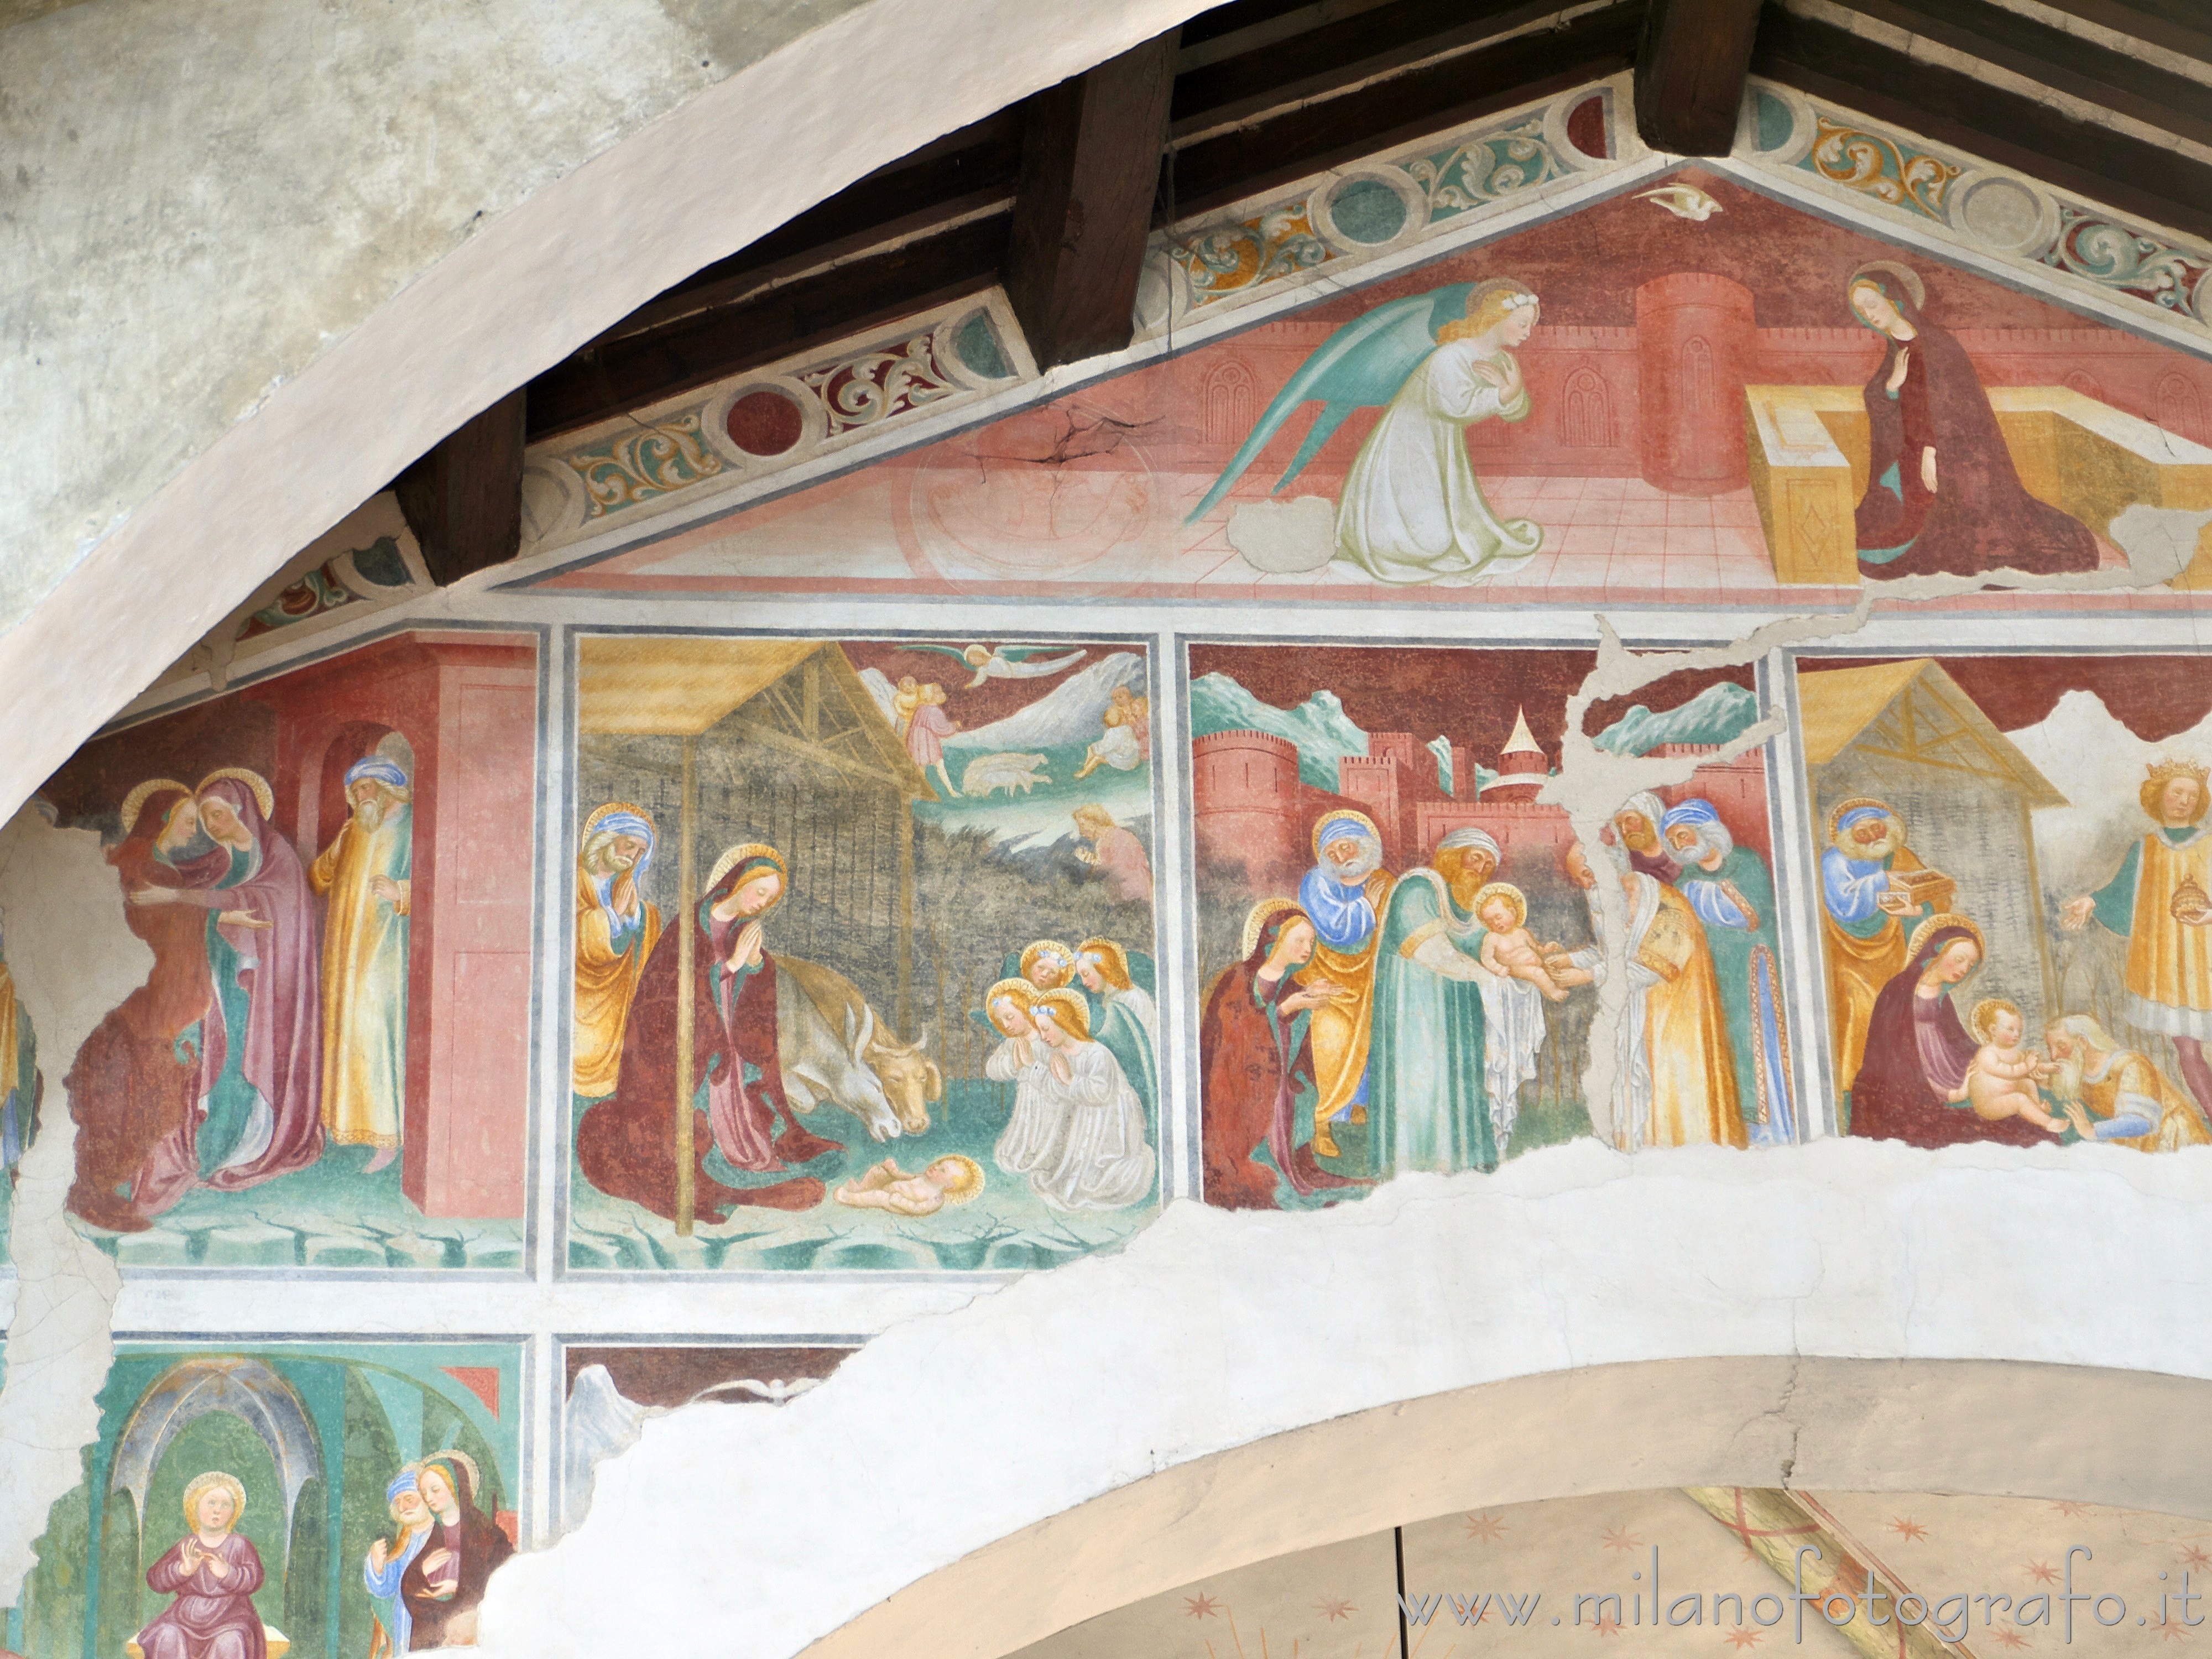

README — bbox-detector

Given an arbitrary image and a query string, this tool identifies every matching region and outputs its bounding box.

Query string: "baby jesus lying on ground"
[1475,883,1573,1002]
[832,1155,986,1217]
[1953,999,2068,1133]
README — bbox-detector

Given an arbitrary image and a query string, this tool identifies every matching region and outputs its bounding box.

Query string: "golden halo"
[181,1470,247,1528]
[1311,808,1380,858]
[707,842,786,895]
[584,800,654,838]
[1030,987,1091,1042]
[119,778,192,837]
[928,1152,987,1205]
[420,1448,483,1505]
[1470,881,1527,930]
[1848,259,1926,311]
[1908,911,1984,965]
[1018,940,1076,987]
[1825,795,1901,845]
[1968,997,2020,1044]
[1241,897,1307,959]
[1076,936,1132,989]
[195,768,274,819]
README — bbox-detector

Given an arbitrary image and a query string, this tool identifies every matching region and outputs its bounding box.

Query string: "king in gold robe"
[2044,1015,2212,1151]
[572,805,662,1099]
[309,758,413,1162]
[1632,873,1746,1149]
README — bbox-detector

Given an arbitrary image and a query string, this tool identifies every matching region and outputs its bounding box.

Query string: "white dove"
[1638,184,1724,222]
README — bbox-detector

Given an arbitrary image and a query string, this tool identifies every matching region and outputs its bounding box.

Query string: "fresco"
[3,1340,522,1659]
[558,1344,853,1531]
[0,899,43,1265]
[1191,644,1793,1207]
[1007,1486,2212,1657]
[35,630,541,1270]
[1798,651,2212,1154]
[566,634,1161,1271]
[535,167,2212,611]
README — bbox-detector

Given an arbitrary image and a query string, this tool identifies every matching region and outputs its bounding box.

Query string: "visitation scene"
[556,165,2212,609]
[1804,653,2212,1153]
[1008,1485,2210,1658]
[33,631,539,1269]
[4,1340,520,1658]
[560,1344,853,1533]
[0,900,43,1264]
[1192,643,1793,1210]
[568,634,1160,1271]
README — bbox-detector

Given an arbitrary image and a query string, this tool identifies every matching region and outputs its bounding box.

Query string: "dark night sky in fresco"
[1800,655,2212,742]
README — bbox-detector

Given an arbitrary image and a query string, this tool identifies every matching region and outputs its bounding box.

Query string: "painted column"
[1635,272,1758,495]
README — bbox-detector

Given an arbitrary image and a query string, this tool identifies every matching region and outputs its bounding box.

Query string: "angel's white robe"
[1335,338,1543,583]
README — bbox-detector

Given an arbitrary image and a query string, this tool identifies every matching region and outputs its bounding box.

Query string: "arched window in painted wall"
[1682,337,1714,417]
[2156,371,2206,445]
[1559,366,1613,448]
[1203,362,1258,447]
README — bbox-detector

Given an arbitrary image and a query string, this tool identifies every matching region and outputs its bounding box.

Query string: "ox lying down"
[775,956,941,1142]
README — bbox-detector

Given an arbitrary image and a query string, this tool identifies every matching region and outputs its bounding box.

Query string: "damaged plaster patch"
[471,1135,2212,1659]
[0,808,144,1602]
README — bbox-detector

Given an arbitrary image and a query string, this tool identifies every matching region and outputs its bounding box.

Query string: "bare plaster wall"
[0,0,1218,824]
[477,1139,2212,1658]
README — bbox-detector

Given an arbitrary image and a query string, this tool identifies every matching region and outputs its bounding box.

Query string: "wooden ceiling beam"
[1167,0,1642,218]
[1171,0,1569,140]
[1004,29,1180,369]
[2025,0,2212,68]
[1831,0,2212,149]
[1634,0,1765,155]
[525,214,1007,442]
[1755,7,2212,239]
[392,389,526,586]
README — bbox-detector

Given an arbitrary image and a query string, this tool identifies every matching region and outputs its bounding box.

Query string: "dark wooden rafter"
[1830,0,2212,150]
[1754,7,2212,240]
[1634,0,1765,155]
[1168,0,1642,217]
[1005,30,1181,369]
[392,389,526,586]
[2028,0,2212,67]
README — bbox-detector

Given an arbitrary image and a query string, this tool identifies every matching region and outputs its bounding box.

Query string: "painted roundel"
[726,388,806,457]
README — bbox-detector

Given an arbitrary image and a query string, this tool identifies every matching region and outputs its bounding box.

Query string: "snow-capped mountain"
[1593,682,1761,756]
[2008,690,2212,895]
[948,651,1146,750]
[1190,672,1368,790]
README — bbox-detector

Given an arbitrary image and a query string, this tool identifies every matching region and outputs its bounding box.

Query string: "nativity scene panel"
[567,634,1161,1271]
[32,630,541,1270]
[536,164,2212,612]
[1798,652,2212,1154]
[1191,643,1797,1209]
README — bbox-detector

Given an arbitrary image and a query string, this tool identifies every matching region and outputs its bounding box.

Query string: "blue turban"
[1316,817,1375,852]
[587,810,656,910]
[1836,805,1889,834]
[385,1470,419,1504]
[1661,799,1721,834]
[346,756,410,790]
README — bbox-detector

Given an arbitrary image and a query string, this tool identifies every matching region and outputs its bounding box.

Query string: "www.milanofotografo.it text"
[1400,1547,2205,1642]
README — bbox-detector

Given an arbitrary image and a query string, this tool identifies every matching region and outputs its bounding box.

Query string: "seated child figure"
[1957,999,2067,1132]
[1475,883,1572,1003]
[833,1155,985,1217]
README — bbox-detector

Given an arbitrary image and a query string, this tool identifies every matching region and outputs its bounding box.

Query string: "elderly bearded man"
[309,753,413,1172]
[1819,797,1931,1102]
[572,803,661,1099]
[1295,812,1392,1161]
[2062,757,2212,1114]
